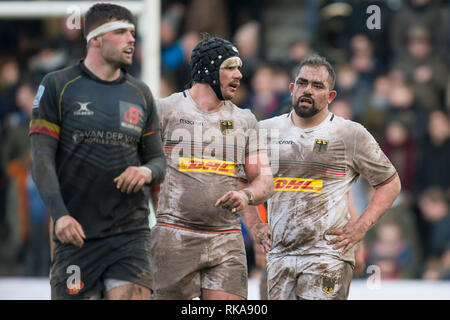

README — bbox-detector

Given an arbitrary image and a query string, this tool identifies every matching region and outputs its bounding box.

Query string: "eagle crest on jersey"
[220,120,234,135]
[313,139,329,153]
[322,276,335,294]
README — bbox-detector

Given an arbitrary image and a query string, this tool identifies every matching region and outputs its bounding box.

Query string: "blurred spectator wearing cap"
[414,110,450,196]
[392,25,447,113]
[390,0,447,60]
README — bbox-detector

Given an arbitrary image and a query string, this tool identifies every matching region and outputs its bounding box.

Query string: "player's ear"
[328,90,337,104]
[88,36,101,48]
[289,82,295,96]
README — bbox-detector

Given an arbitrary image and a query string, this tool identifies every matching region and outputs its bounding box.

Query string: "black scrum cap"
[190,37,241,100]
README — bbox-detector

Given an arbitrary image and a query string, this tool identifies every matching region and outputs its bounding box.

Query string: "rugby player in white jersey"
[259,55,401,300]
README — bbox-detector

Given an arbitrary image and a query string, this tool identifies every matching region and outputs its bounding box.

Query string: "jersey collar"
[79,60,127,84]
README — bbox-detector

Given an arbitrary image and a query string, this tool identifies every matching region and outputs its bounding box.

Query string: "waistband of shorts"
[157,222,241,234]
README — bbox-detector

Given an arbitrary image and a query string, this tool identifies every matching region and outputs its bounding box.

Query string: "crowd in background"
[0,0,448,282]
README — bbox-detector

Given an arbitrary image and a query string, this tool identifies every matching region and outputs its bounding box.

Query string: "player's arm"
[114,91,166,194]
[30,134,85,248]
[215,150,274,212]
[241,205,271,254]
[238,180,271,254]
[327,123,402,254]
[327,174,401,253]
[113,131,166,194]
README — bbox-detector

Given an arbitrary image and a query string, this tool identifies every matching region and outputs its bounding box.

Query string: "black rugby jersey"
[30,61,163,239]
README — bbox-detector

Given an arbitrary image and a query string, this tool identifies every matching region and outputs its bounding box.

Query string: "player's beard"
[293,95,320,118]
[102,46,133,69]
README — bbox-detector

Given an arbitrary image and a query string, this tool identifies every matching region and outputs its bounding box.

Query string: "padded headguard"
[190,37,241,100]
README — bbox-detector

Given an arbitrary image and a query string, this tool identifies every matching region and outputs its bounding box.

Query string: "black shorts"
[50,230,152,300]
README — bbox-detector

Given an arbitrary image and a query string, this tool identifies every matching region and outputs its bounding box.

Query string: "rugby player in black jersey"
[29,3,165,300]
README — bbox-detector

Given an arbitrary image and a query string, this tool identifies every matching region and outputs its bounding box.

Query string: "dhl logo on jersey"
[179,157,236,176]
[274,177,323,193]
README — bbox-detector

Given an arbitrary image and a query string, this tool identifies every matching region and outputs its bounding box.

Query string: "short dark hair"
[84,3,136,38]
[296,54,336,89]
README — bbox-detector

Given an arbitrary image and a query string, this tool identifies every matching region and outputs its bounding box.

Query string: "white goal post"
[0,0,161,96]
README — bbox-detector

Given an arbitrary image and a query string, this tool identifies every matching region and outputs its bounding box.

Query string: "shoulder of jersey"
[258,112,290,129]
[156,91,184,109]
[43,64,81,83]
[331,114,365,136]
[229,102,256,118]
[125,73,149,89]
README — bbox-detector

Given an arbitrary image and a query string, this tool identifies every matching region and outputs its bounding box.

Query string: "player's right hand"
[54,215,86,248]
[250,222,271,254]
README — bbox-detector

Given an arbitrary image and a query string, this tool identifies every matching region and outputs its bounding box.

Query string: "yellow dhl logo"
[179,157,236,176]
[274,177,323,193]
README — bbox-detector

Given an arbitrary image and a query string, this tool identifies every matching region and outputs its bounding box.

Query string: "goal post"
[0,0,161,96]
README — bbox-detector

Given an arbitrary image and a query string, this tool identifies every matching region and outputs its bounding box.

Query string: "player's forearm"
[30,134,70,222]
[244,151,275,205]
[140,133,167,186]
[240,204,263,234]
[245,173,275,205]
[357,174,401,233]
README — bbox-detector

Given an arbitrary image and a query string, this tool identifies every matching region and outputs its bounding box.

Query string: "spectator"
[162,31,201,92]
[384,81,428,144]
[23,167,50,277]
[185,0,230,39]
[286,38,313,74]
[414,110,450,196]
[334,64,371,122]
[361,75,393,142]
[28,39,69,84]
[417,187,450,261]
[2,80,36,267]
[233,21,262,89]
[343,0,393,70]
[390,0,447,60]
[329,98,353,120]
[54,17,86,64]
[271,64,291,115]
[244,64,283,120]
[381,119,417,193]
[0,57,21,122]
[392,25,447,113]
[348,34,380,85]
[367,220,419,279]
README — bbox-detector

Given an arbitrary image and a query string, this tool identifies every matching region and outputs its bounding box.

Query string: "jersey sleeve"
[139,87,166,186]
[246,111,265,156]
[352,124,397,188]
[29,74,61,140]
[142,88,161,138]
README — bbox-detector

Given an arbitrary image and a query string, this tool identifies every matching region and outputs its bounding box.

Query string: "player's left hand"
[114,166,152,195]
[325,220,366,254]
[214,190,249,213]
